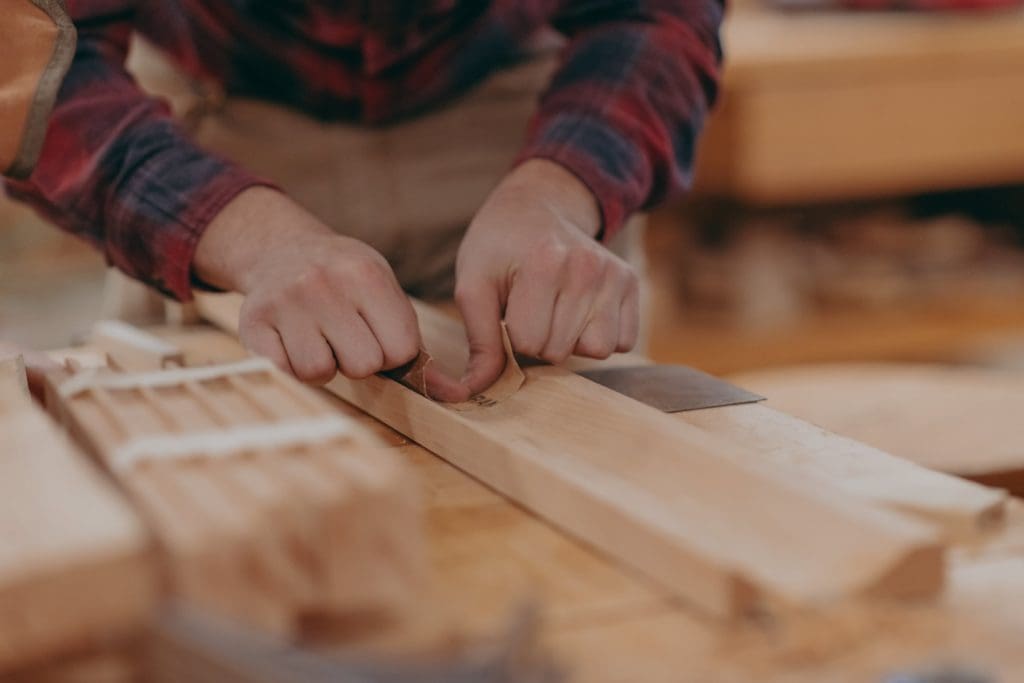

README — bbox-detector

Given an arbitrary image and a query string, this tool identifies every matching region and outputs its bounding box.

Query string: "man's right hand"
[193,187,424,386]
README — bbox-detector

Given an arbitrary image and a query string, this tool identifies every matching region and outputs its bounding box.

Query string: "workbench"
[146,323,1024,682]
[694,2,1024,204]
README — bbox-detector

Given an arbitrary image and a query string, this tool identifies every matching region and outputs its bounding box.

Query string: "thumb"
[455,279,507,396]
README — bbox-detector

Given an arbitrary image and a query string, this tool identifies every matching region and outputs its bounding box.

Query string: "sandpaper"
[383,324,525,411]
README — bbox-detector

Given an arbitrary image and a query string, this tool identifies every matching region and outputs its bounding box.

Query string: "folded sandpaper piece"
[577,365,764,413]
[382,324,524,411]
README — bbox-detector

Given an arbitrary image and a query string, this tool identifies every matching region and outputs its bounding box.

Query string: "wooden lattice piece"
[48,357,424,634]
[0,356,157,673]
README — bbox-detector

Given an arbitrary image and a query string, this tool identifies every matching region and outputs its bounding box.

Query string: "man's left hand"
[454,159,639,395]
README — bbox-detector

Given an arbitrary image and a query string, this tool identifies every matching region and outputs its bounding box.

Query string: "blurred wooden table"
[695,2,1024,204]
[142,323,1024,683]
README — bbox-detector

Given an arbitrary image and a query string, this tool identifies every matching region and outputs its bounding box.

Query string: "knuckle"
[540,347,569,364]
[345,254,390,285]
[533,237,569,270]
[567,247,604,280]
[343,349,384,379]
[285,265,330,300]
[577,335,615,359]
[296,363,335,385]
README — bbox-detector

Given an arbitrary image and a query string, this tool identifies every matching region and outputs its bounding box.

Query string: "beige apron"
[109,38,647,342]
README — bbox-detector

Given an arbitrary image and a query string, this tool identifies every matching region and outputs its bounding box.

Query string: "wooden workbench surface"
[145,325,1024,681]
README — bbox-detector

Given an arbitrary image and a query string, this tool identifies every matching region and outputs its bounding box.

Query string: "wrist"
[504,159,602,238]
[193,187,330,293]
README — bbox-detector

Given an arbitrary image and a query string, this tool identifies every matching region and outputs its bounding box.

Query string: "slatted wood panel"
[0,357,157,673]
[47,359,424,635]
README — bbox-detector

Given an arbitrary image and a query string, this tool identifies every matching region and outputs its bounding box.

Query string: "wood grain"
[0,362,157,673]
[197,292,946,619]
[681,403,1007,541]
[46,356,424,634]
[732,363,1024,495]
[151,322,1024,682]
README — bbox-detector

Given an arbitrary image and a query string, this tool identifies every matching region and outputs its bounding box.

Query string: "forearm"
[2,3,270,301]
[192,187,333,293]
[522,0,724,238]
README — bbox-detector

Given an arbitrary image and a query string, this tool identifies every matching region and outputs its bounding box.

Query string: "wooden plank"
[680,403,1007,542]
[47,356,424,634]
[0,365,158,673]
[570,356,1007,541]
[146,324,1024,682]
[197,292,945,619]
[731,363,1024,495]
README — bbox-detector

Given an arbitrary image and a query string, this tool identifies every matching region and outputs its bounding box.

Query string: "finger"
[320,309,386,379]
[424,362,471,403]
[617,285,640,353]
[504,268,557,359]
[274,310,339,384]
[574,301,621,360]
[240,322,293,374]
[540,256,600,363]
[455,278,507,395]
[356,291,421,370]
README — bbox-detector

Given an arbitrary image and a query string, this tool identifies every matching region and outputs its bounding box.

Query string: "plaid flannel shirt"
[5,1,724,301]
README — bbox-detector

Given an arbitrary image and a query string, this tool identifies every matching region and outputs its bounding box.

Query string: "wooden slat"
[90,320,185,372]
[679,403,1007,542]
[0,362,157,672]
[731,363,1024,496]
[197,292,946,619]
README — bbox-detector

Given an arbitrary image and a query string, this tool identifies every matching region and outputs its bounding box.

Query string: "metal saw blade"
[577,364,764,413]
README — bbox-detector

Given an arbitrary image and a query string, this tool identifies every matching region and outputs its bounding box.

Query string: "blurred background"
[3,0,1024,375]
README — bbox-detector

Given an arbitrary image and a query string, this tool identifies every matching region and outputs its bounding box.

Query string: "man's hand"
[193,188,422,385]
[455,159,640,394]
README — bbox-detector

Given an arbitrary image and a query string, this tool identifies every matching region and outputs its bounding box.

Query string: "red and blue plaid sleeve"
[518,0,724,240]
[3,0,272,302]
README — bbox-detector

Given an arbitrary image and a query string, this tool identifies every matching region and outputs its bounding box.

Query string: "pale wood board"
[197,292,945,619]
[0,371,158,673]
[564,354,1007,541]
[139,323,1024,682]
[680,403,1007,541]
[46,357,424,634]
[732,363,1024,493]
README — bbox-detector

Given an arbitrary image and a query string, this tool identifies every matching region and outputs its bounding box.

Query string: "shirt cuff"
[516,112,653,242]
[157,164,278,302]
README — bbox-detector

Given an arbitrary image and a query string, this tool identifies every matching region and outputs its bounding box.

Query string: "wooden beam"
[0,364,157,673]
[197,293,945,619]
[47,356,424,634]
[567,356,1007,541]
[681,403,1007,542]
[731,363,1024,495]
